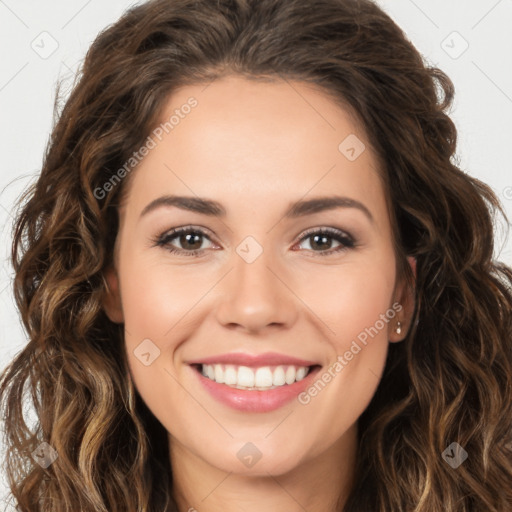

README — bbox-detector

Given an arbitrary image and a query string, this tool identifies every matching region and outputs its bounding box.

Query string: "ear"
[388,256,416,343]
[102,265,124,324]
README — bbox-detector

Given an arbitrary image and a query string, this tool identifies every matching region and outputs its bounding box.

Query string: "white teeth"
[296,367,307,381]
[224,365,237,385]
[199,364,312,390]
[255,367,273,387]
[214,365,224,384]
[285,366,296,385]
[237,366,255,387]
[272,366,286,386]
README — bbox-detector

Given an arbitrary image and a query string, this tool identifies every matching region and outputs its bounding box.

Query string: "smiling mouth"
[191,363,322,391]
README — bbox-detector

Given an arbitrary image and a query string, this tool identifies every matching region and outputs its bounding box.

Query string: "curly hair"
[1,0,511,510]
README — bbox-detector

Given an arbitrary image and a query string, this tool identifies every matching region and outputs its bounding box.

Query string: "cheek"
[117,257,210,406]
[336,273,394,347]
[119,257,211,342]
[291,274,395,449]
[119,262,202,436]
[293,261,396,415]
[294,258,396,342]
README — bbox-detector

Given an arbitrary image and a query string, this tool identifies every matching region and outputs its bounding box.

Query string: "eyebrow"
[139,194,374,223]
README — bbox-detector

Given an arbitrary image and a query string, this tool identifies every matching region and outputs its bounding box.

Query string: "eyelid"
[295,225,354,243]
[153,225,218,247]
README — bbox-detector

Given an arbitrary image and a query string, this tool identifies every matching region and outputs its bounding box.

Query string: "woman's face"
[104,75,414,477]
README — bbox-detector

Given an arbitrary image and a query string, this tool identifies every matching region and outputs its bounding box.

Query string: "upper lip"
[187,351,320,368]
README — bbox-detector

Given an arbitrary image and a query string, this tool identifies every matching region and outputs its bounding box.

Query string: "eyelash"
[152,226,356,258]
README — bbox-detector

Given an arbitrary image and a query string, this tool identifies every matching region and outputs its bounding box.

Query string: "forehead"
[120,75,388,223]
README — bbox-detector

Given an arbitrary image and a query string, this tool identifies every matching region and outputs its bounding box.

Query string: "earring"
[395,321,402,335]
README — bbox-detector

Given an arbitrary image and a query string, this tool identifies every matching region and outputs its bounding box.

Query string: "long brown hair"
[1,0,511,510]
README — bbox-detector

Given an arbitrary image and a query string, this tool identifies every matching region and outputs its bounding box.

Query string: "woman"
[1,0,511,510]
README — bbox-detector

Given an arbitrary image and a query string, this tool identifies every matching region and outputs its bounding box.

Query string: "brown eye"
[295,228,355,256]
[176,231,204,251]
[155,227,215,256]
[153,226,356,258]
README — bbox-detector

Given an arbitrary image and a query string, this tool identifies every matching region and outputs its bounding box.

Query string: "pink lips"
[187,351,321,413]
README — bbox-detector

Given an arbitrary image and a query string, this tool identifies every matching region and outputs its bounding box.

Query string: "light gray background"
[1,0,511,508]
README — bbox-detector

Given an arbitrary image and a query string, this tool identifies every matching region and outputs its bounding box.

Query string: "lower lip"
[191,365,321,412]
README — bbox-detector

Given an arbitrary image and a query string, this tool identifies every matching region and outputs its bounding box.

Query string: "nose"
[214,246,299,334]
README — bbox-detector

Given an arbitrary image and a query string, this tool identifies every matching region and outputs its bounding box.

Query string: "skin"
[103,75,416,512]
